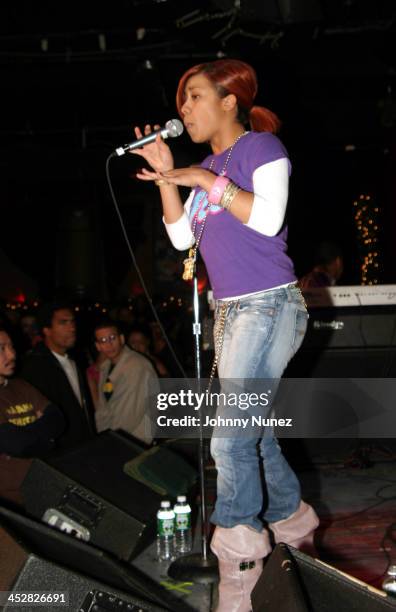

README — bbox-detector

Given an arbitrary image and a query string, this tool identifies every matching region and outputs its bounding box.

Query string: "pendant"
[182,248,195,281]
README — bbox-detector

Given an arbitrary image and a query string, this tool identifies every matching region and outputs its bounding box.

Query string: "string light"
[353,193,382,285]
[1,296,190,315]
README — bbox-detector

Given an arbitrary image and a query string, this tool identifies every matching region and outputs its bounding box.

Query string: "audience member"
[298,241,343,289]
[86,347,107,409]
[94,319,157,444]
[0,326,64,504]
[109,304,135,333]
[21,303,94,450]
[150,320,181,377]
[127,323,169,377]
[19,312,42,352]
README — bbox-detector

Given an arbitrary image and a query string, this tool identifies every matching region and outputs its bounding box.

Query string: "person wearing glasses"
[21,302,94,450]
[93,319,157,444]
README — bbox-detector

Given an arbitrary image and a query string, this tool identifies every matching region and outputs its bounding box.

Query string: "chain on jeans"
[207,284,307,393]
[208,301,231,392]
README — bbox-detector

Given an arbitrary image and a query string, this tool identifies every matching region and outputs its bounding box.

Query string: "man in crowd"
[0,326,64,504]
[21,303,93,450]
[94,319,157,444]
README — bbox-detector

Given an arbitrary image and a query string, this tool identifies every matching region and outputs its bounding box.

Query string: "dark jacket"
[21,343,94,451]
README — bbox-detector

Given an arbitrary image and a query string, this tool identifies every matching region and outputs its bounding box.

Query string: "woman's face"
[180,73,233,143]
[128,331,149,354]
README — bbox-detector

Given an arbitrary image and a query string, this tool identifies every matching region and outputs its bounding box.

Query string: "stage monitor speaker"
[22,457,155,563]
[21,431,196,563]
[252,544,396,611]
[0,505,191,612]
[49,430,197,499]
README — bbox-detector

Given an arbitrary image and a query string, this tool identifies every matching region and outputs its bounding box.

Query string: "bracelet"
[155,178,171,186]
[208,176,230,205]
[220,181,240,211]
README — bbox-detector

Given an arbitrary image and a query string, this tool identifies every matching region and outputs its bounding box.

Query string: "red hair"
[176,59,281,134]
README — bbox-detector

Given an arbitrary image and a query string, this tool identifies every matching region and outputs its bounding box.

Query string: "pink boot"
[211,524,272,612]
[269,501,319,556]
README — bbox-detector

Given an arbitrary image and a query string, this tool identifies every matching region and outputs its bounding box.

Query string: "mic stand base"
[168,552,218,584]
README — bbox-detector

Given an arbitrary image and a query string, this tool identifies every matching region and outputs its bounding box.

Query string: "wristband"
[208,176,230,205]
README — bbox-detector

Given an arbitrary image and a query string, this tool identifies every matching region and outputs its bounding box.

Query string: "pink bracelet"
[208,176,230,205]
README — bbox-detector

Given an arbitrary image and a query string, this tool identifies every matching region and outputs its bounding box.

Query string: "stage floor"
[131,440,396,610]
[2,439,396,611]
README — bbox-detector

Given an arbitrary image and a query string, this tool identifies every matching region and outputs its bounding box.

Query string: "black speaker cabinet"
[0,511,166,611]
[285,346,396,378]
[252,544,396,611]
[21,432,166,562]
[22,457,157,563]
[22,431,197,563]
[285,306,396,378]
[0,505,190,612]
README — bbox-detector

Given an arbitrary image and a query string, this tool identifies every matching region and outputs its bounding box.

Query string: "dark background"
[1,0,395,301]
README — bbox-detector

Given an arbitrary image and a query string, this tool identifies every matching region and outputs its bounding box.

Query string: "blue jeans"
[210,283,308,531]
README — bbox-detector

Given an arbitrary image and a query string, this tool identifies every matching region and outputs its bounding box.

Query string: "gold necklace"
[210,130,248,176]
[182,131,248,281]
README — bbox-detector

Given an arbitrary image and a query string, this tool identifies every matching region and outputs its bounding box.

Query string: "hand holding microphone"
[120,120,183,182]
[115,119,183,155]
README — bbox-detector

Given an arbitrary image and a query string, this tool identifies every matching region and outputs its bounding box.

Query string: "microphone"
[115,119,184,156]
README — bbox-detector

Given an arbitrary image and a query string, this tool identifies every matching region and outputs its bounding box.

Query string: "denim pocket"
[237,294,277,315]
[292,306,308,353]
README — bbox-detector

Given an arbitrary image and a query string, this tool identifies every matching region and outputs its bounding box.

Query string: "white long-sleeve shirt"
[164,158,289,251]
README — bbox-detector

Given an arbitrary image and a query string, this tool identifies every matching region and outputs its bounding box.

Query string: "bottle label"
[175,512,191,531]
[158,518,174,536]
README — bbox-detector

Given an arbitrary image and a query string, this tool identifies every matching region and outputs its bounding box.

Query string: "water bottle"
[156,500,175,561]
[382,565,396,596]
[174,495,192,554]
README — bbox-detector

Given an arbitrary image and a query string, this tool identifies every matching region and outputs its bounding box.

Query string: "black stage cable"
[105,152,187,379]
[324,487,396,526]
[375,521,396,583]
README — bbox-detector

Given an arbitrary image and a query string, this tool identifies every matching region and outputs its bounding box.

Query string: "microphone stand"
[168,275,218,583]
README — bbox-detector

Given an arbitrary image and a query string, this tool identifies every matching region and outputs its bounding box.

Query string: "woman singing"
[133,59,319,612]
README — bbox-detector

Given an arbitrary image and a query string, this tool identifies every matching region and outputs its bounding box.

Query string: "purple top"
[188,131,297,299]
